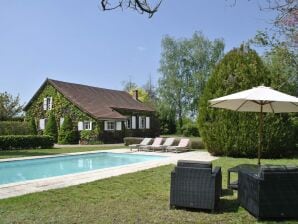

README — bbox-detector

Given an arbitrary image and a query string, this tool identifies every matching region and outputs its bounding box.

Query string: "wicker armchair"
[238,165,298,219]
[170,160,222,211]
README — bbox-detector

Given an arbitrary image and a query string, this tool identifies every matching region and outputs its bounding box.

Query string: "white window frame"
[43,97,53,110]
[104,121,115,131]
[83,121,92,130]
[139,116,146,129]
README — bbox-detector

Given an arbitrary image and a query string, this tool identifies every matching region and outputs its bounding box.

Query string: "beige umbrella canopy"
[209,85,298,165]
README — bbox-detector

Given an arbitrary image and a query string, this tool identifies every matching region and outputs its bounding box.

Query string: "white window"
[139,116,146,129]
[116,121,122,131]
[43,97,52,110]
[146,117,150,129]
[78,121,92,130]
[104,121,115,131]
[60,118,64,127]
[131,116,136,129]
[83,121,92,130]
[39,118,47,130]
[125,117,131,129]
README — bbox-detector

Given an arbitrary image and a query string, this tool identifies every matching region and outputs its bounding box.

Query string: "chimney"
[133,90,138,101]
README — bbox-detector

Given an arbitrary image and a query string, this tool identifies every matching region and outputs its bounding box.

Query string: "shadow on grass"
[217,198,240,213]
[221,189,234,196]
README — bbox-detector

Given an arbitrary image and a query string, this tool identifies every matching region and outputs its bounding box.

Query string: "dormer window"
[43,97,53,110]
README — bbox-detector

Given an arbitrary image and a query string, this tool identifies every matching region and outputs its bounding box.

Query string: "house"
[24,78,160,143]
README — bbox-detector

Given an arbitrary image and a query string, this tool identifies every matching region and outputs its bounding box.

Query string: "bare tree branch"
[100,0,162,18]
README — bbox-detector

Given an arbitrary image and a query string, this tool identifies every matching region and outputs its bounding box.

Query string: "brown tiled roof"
[24,79,154,120]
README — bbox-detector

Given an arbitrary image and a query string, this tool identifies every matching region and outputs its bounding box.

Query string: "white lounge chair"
[139,137,163,151]
[166,138,190,153]
[150,138,175,152]
[129,138,152,151]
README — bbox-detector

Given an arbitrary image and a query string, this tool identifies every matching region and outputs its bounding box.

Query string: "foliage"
[80,126,101,144]
[0,92,23,121]
[0,135,54,150]
[58,116,79,144]
[0,121,32,135]
[180,120,199,137]
[198,45,297,158]
[158,32,225,130]
[156,101,176,134]
[44,113,58,143]
[25,84,95,126]
[29,119,37,135]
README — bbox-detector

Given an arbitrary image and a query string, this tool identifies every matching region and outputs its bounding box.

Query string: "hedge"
[0,121,33,135]
[123,137,205,150]
[0,135,54,150]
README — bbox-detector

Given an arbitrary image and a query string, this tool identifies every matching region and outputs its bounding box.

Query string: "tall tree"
[158,32,224,130]
[0,92,23,121]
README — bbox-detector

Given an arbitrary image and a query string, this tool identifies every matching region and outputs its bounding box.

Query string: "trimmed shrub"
[181,123,200,137]
[44,113,58,143]
[123,137,204,150]
[58,116,79,144]
[0,135,54,150]
[29,119,37,135]
[0,121,32,135]
[198,46,297,158]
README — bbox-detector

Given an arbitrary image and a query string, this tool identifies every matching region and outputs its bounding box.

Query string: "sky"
[0,0,277,104]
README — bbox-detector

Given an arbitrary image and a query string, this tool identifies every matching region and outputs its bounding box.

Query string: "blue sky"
[0,0,276,104]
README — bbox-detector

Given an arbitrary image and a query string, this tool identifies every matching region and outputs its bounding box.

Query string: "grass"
[0,157,298,223]
[0,144,126,160]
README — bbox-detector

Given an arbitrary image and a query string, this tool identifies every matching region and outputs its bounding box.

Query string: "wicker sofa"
[238,165,298,219]
[170,160,222,211]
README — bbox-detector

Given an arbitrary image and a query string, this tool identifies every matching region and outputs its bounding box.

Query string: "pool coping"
[0,149,217,199]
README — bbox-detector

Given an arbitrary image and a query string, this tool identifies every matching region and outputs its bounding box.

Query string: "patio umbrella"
[209,85,298,165]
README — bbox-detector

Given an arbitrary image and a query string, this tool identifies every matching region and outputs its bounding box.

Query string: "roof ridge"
[48,78,129,94]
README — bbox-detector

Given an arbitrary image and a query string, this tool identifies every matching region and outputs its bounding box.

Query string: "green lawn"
[0,144,126,160]
[0,157,297,223]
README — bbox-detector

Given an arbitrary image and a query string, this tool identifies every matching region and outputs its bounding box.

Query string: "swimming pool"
[0,152,165,185]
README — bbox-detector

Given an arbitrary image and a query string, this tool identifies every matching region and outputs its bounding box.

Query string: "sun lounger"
[150,138,175,152]
[129,138,152,151]
[139,137,163,151]
[166,138,190,153]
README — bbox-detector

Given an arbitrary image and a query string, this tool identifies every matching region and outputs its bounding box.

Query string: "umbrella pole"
[258,105,263,165]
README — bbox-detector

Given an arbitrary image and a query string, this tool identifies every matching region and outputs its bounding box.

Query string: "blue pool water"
[0,152,165,185]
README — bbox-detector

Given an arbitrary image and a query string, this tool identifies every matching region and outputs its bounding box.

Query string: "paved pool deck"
[0,149,217,199]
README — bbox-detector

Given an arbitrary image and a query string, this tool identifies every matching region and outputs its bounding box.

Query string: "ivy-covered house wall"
[25,82,160,144]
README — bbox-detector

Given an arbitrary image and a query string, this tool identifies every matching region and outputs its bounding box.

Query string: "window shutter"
[146,117,150,129]
[49,97,53,110]
[139,116,142,129]
[132,116,136,129]
[90,121,92,130]
[39,119,45,130]
[116,121,122,131]
[78,121,83,131]
[104,121,108,131]
[60,118,64,127]
[43,98,47,110]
